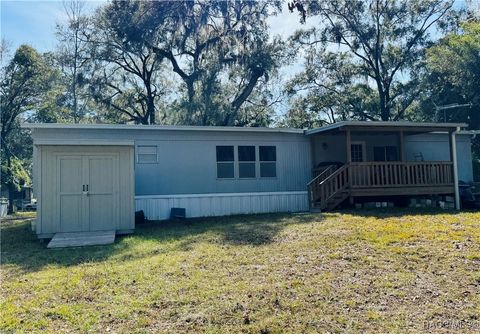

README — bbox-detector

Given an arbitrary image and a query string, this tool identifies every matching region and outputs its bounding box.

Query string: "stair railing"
[308,164,350,209]
[307,165,336,207]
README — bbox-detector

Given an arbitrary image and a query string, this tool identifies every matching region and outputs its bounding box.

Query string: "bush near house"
[473,152,480,182]
[1,210,480,333]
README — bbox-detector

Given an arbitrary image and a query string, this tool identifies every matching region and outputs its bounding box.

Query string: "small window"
[137,145,157,163]
[238,146,256,178]
[216,146,234,178]
[259,146,276,177]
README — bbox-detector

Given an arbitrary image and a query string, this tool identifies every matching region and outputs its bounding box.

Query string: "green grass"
[1,209,480,333]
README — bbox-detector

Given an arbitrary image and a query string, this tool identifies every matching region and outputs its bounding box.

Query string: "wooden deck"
[308,161,455,210]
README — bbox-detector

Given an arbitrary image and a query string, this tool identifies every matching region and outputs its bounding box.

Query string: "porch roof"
[305,121,467,136]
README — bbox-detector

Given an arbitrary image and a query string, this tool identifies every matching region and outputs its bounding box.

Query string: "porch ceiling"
[305,121,467,136]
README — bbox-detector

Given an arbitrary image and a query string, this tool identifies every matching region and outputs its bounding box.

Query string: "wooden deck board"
[47,230,116,248]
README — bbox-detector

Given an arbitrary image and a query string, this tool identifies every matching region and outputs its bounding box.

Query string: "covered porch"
[306,121,467,211]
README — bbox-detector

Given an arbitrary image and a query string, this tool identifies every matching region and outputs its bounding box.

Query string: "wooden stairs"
[308,165,350,211]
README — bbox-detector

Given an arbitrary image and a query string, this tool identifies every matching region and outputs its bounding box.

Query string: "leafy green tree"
[108,0,284,126]
[288,0,454,123]
[417,20,480,179]
[87,1,170,124]
[421,21,480,126]
[0,45,52,211]
[28,52,74,123]
[284,49,382,126]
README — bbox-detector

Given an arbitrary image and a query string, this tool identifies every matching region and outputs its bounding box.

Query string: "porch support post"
[346,129,353,204]
[310,135,316,178]
[449,127,460,210]
[399,130,405,162]
[346,129,352,163]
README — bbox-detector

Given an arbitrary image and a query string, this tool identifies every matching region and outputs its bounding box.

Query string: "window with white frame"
[136,145,158,163]
[216,146,234,178]
[259,146,276,177]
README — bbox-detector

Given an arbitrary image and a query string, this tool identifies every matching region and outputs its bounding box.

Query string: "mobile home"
[24,121,473,238]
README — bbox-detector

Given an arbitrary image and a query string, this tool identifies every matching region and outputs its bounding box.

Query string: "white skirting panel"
[135,191,309,220]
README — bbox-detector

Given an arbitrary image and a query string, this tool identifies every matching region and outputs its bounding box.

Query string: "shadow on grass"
[1,212,321,274]
[2,208,467,275]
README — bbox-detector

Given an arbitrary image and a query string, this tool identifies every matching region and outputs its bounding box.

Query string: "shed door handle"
[86,185,89,191]
[83,185,85,191]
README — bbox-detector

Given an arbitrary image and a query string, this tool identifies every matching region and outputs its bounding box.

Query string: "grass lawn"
[1,210,480,333]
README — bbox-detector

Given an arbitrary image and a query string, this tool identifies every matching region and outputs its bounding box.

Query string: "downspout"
[451,127,460,210]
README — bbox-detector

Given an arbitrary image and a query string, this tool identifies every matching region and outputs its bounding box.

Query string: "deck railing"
[308,161,454,209]
[349,161,453,188]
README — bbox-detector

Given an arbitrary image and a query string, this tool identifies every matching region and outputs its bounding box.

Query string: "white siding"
[135,191,309,220]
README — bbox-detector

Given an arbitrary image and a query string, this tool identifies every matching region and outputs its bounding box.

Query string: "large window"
[238,146,256,178]
[374,146,398,161]
[216,145,277,179]
[137,145,158,163]
[259,146,276,177]
[216,146,234,178]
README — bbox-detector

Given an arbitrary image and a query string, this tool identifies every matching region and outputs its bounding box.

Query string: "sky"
[1,1,310,53]
[1,1,105,52]
[0,0,315,93]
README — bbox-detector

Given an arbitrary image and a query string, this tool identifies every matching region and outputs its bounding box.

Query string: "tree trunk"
[377,83,389,121]
[186,80,195,116]
[147,99,155,125]
[225,69,264,126]
[146,88,156,125]
[5,154,15,214]
[7,183,15,214]
[73,26,79,123]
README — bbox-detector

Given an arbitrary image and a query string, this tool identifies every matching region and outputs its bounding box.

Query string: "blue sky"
[1,1,106,52]
[1,1,308,52]
[1,1,476,61]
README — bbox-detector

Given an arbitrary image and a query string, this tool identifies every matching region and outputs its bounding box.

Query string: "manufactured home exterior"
[24,121,473,238]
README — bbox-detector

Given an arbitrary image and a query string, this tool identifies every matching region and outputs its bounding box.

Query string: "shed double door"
[57,154,119,232]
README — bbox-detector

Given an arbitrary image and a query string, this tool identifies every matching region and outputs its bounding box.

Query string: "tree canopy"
[0,45,56,210]
[286,0,455,124]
